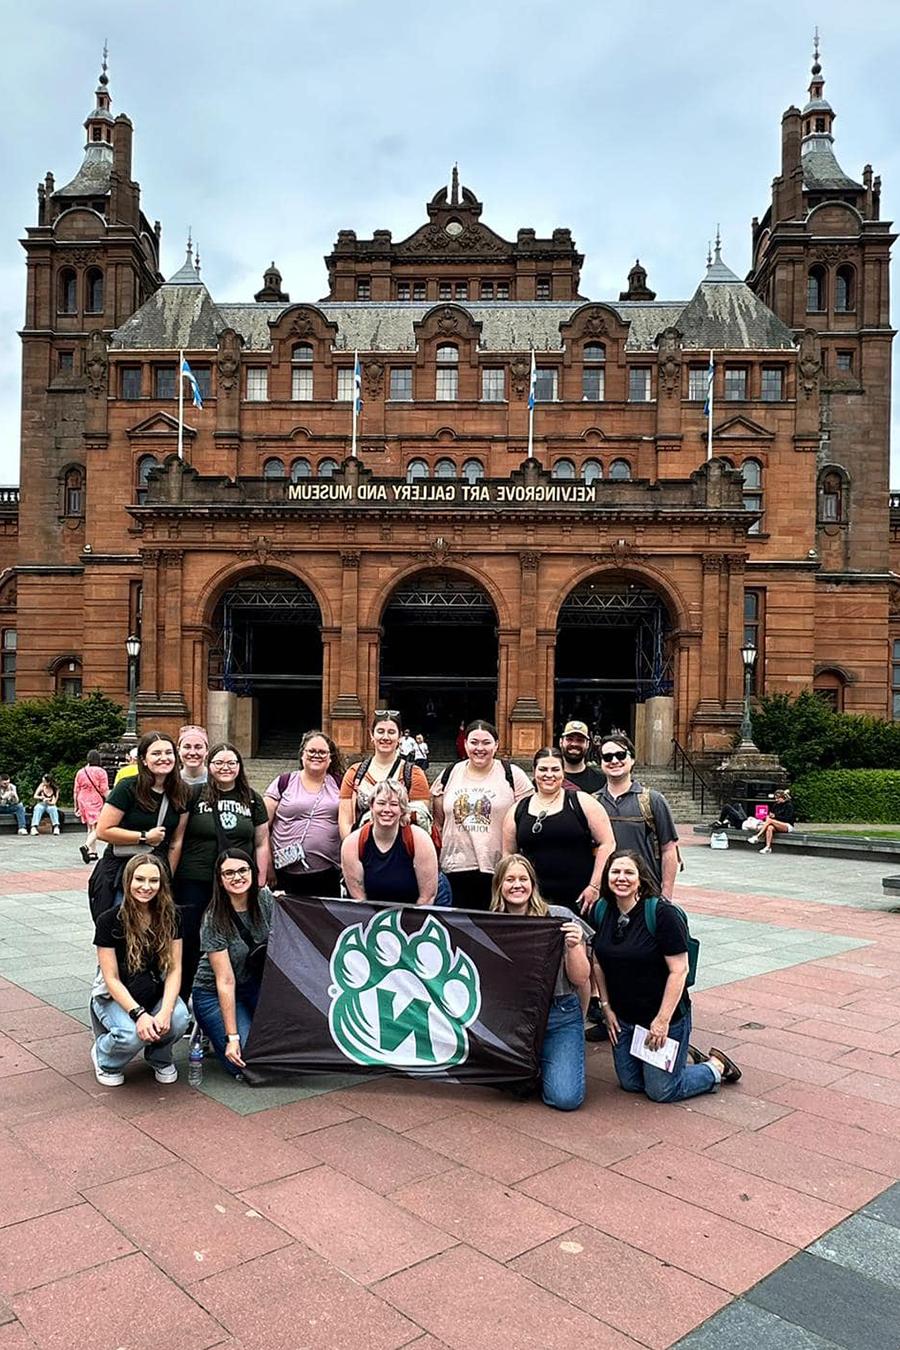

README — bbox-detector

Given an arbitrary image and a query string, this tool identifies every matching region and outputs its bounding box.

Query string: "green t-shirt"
[177,788,268,881]
[105,779,183,843]
[193,886,275,991]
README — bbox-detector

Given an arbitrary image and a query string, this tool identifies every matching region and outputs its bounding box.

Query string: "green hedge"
[792,770,900,823]
[0,693,125,804]
[752,692,900,779]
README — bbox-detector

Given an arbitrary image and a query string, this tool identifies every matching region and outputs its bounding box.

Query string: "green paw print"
[328,909,482,1069]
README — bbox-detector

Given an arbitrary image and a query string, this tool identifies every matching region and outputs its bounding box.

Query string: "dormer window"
[583,344,606,401]
[291,344,314,400]
[436,344,459,400]
[356,278,371,300]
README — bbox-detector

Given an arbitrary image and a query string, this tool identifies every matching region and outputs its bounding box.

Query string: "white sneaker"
[29,827,38,836]
[760,845,772,854]
[747,834,761,845]
[52,825,60,835]
[91,1042,124,1087]
[17,828,27,835]
[153,1063,178,1084]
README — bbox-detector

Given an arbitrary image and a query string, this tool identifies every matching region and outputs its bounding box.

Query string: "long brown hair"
[206,847,263,937]
[134,731,188,813]
[119,853,179,978]
[202,742,252,809]
[490,853,549,917]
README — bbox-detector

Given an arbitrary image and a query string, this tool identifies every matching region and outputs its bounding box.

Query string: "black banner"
[242,896,563,1087]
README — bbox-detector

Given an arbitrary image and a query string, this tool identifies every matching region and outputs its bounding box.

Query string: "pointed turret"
[167,235,202,285]
[799,33,860,190]
[677,234,793,349]
[255,261,290,303]
[54,45,116,199]
[619,259,656,301]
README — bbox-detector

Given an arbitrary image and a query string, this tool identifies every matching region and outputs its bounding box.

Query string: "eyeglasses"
[531,810,548,835]
[612,912,631,944]
[211,760,240,770]
[601,751,629,764]
[304,748,330,758]
[374,709,400,720]
[221,865,251,880]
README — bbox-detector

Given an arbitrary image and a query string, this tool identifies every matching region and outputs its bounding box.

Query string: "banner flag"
[242,896,563,1087]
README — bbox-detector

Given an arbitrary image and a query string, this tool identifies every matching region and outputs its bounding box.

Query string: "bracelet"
[226,1033,241,1042]
[128,1005,146,1023]
[586,882,600,892]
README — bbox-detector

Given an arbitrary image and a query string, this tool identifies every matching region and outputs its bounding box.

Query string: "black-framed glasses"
[374,709,401,720]
[531,810,548,835]
[211,759,240,770]
[221,865,251,880]
[612,912,631,944]
[304,748,330,757]
[601,751,629,764]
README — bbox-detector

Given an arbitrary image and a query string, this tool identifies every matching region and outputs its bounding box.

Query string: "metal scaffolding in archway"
[557,586,673,698]
[209,576,320,693]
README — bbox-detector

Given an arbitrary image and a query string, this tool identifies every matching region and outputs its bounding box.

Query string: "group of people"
[0,773,62,834]
[85,714,741,1109]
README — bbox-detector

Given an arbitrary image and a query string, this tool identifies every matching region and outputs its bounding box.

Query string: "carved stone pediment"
[399,221,510,258]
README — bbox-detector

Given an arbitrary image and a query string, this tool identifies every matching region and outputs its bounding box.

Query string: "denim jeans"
[32,803,60,829]
[192,980,260,1077]
[91,994,191,1073]
[541,993,586,1111]
[611,1008,717,1103]
[0,803,26,830]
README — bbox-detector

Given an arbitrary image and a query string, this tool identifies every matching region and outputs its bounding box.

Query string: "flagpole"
[706,348,714,462]
[178,348,184,461]
[527,349,535,458]
[351,349,359,458]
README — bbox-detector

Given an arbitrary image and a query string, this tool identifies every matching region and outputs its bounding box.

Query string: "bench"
[694,825,900,865]
[0,809,70,832]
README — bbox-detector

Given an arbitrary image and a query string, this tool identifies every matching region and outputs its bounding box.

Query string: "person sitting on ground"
[74,750,109,863]
[341,779,439,905]
[711,801,749,831]
[592,848,740,1103]
[90,853,191,1086]
[491,853,591,1111]
[191,848,274,1078]
[30,774,61,835]
[0,774,28,834]
[749,789,796,853]
[177,724,209,787]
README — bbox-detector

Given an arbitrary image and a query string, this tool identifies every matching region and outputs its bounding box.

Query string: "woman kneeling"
[191,849,275,1077]
[90,854,190,1086]
[491,853,591,1111]
[593,850,740,1102]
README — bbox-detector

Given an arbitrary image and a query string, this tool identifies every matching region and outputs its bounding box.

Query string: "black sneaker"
[585,1022,609,1042]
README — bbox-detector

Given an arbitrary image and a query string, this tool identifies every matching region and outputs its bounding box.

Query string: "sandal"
[708,1046,742,1083]
[79,845,91,864]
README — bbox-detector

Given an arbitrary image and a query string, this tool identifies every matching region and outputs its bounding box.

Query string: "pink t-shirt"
[433,760,531,875]
[265,771,341,874]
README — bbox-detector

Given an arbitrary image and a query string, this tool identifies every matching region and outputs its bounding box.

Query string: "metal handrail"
[670,738,716,815]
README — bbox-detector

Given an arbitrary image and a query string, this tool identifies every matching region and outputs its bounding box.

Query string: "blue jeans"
[91,994,191,1072]
[541,993,586,1111]
[611,1008,717,1103]
[192,981,260,1077]
[0,803,26,830]
[32,803,60,829]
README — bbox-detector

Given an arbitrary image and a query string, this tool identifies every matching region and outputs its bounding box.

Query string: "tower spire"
[450,163,460,206]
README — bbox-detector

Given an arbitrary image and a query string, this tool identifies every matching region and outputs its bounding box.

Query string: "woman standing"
[502,747,615,908]
[593,849,741,1103]
[90,853,191,1086]
[169,743,270,1001]
[74,750,109,863]
[265,731,345,897]
[432,719,531,911]
[413,734,430,772]
[338,712,430,838]
[191,848,275,1077]
[341,780,439,906]
[30,774,61,835]
[491,854,590,1111]
[177,725,209,787]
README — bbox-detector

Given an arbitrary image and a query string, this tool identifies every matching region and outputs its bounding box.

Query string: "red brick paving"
[0,864,899,1346]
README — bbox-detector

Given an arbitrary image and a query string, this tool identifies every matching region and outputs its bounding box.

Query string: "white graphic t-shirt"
[434,760,531,875]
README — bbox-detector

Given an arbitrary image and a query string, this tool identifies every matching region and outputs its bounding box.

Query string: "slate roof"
[54,144,114,199]
[676,252,795,351]
[801,139,862,191]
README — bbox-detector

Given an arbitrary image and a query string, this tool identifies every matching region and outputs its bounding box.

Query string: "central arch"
[379,569,498,758]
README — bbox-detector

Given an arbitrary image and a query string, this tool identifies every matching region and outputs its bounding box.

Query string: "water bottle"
[188,1027,204,1087]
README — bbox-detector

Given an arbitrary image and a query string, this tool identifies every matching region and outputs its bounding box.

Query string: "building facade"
[8,52,897,761]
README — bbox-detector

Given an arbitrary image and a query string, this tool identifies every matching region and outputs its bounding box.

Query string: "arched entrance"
[379,570,498,758]
[208,571,322,754]
[555,575,673,746]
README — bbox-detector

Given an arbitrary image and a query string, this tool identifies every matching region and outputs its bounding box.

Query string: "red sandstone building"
[6,50,899,760]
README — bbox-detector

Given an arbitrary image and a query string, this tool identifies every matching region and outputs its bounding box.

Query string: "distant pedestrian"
[455,722,467,759]
[31,775,61,834]
[558,720,604,793]
[74,750,109,863]
[0,775,28,834]
[749,789,796,854]
[594,732,679,902]
[399,729,417,763]
[113,748,139,785]
[413,733,430,771]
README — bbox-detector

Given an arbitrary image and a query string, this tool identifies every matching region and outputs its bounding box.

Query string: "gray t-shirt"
[594,780,678,890]
[192,886,275,991]
[548,903,592,998]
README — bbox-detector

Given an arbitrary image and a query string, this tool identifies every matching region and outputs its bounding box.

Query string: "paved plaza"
[0,831,899,1348]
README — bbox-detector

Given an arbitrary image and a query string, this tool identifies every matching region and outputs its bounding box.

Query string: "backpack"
[357,820,416,861]
[636,788,685,874]
[350,756,413,822]
[435,759,516,793]
[592,894,700,998]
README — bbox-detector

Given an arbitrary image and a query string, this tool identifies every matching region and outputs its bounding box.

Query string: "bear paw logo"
[328,909,481,1069]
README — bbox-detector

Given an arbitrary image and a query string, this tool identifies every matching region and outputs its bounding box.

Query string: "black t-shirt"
[178,788,268,881]
[105,779,183,845]
[93,905,183,1009]
[563,764,606,794]
[592,897,690,1027]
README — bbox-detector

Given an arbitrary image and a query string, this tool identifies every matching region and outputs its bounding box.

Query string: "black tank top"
[361,829,419,904]
[514,793,593,906]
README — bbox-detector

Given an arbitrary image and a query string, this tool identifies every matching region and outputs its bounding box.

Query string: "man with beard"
[558,721,605,794]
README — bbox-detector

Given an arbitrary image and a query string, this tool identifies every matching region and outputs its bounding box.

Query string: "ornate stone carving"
[583,312,609,338]
[415,536,469,568]
[509,354,531,399]
[289,316,316,339]
[657,327,683,395]
[84,330,108,398]
[216,328,243,392]
[435,307,460,336]
[341,550,361,569]
[69,248,100,266]
[798,328,822,399]
[591,540,644,567]
[701,553,723,573]
[725,552,746,574]
[519,551,540,571]
[402,223,507,256]
[812,245,850,265]
[363,360,384,398]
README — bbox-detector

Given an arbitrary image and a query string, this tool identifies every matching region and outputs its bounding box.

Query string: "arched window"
[291,344,314,400]
[813,669,846,712]
[742,458,764,534]
[54,656,83,698]
[85,268,104,314]
[462,458,484,484]
[58,269,77,314]
[609,458,632,480]
[818,468,846,523]
[290,458,311,481]
[835,265,855,313]
[582,459,603,485]
[807,265,826,313]
[136,454,158,500]
[582,344,606,402]
[435,345,459,401]
[407,458,429,482]
[63,466,84,517]
[263,457,285,479]
[318,458,339,478]
[552,458,576,479]
[434,458,456,479]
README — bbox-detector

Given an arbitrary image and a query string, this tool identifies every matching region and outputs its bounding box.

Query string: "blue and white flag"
[181,355,204,409]
[703,352,714,417]
[527,349,536,412]
[354,351,363,415]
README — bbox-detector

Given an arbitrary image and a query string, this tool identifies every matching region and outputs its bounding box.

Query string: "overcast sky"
[2,0,899,483]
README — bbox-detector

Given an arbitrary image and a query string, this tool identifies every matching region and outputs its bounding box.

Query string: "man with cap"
[558,720,605,795]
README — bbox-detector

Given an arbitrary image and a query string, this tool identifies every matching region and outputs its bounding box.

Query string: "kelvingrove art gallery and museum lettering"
[285,479,600,505]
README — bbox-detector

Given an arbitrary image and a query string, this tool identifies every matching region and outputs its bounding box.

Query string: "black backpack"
[435,759,516,792]
[349,755,414,825]
[513,788,591,839]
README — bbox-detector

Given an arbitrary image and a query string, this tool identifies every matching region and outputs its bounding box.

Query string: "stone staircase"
[245,757,293,795]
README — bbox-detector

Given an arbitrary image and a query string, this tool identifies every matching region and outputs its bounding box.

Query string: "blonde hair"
[490,853,549,917]
[119,855,179,981]
[370,778,411,822]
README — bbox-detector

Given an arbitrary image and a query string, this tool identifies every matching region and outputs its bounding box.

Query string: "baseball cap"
[561,720,590,738]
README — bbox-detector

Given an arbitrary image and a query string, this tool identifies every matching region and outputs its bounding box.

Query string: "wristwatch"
[128,1005,146,1022]
[226,1033,241,1042]
[139,832,147,844]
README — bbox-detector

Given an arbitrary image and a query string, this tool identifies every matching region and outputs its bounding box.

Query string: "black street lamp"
[124,634,141,743]
[738,641,758,750]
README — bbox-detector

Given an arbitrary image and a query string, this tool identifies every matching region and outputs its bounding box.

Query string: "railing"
[670,738,716,815]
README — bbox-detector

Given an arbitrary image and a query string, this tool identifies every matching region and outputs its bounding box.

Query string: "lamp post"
[738,641,758,751]
[124,634,141,744]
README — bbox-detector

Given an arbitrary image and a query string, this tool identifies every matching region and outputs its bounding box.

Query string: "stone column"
[725,553,747,713]
[329,551,365,751]
[140,548,160,694]
[698,554,722,709]
[509,551,544,755]
[161,550,184,697]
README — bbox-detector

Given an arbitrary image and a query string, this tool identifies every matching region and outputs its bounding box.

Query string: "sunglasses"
[374,709,400,720]
[601,751,629,763]
[612,912,631,944]
[531,810,548,835]
[221,865,251,880]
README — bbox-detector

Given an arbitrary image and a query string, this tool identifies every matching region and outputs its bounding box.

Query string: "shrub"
[0,693,124,802]
[791,770,900,823]
[751,692,900,779]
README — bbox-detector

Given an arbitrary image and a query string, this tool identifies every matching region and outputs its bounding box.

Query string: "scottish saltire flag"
[354,350,363,415]
[527,349,537,412]
[703,352,714,416]
[181,356,203,409]
[242,896,563,1086]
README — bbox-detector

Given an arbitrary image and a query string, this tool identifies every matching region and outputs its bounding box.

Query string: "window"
[496,282,510,299]
[290,458,311,481]
[742,458,764,533]
[397,282,410,301]
[818,470,845,523]
[813,671,845,712]
[807,265,826,312]
[318,458,339,477]
[58,671,83,698]
[688,366,708,401]
[154,366,176,399]
[58,269,77,314]
[1,630,16,704]
[609,459,632,481]
[407,458,429,482]
[85,268,104,314]
[121,366,142,400]
[761,367,784,401]
[893,640,900,721]
[291,343,314,401]
[57,350,74,374]
[439,283,452,301]
[835,265,855,312]
[246,367,268,401]
[192,366,211,401]
[413,283,426,302]
[455,282,468,300]
[436,344,459,401]
[836,350,854,374]
[434,458,456,478]
[481,368,505,402]
[583,459,603,484]
[552,459,575,479]
[336,368,354,401]
[480,281,494,300]
[63,467,84,517]
[744,589,764,692]
[462,458,484,483]
[389,367,413,401]
[583,344,606,401]
[534,367,558,402]
[356,278,371,300]
[536,276,551,300]
[724,367,748,401]
[628,367,651,402]
[262,457,285,478]
[137,455,158,494]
